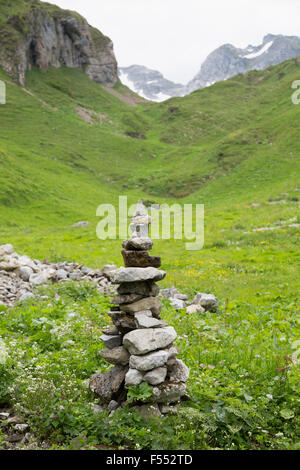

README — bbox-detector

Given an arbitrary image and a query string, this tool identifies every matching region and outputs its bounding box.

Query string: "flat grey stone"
[0,244,14,255]
[117,281,159,297]
[122,296,162,317]
[100,334,122,349]
[56,269,68,280]
[134,310,152,318]
[125,368,144,386]
[186,304,205,314]
[151,383,186,404]
[110,267,166,284]
[192,293,219,311]
[144,367,167,385]
[18,266,33,282]
[99,346,130,365]
[134,313,166,329]
[123,327,177,355]
[129,350,169,372]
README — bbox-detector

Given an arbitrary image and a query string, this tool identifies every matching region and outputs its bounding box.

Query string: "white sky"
[45,0,300,84]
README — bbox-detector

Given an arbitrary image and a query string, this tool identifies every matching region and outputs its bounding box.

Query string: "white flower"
[266,394,273,400]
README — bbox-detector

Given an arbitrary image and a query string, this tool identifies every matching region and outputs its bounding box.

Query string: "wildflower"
[266,394,273,400]
[211,409,217,413]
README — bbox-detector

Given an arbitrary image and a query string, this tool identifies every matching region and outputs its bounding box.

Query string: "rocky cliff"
[0,0,118,86]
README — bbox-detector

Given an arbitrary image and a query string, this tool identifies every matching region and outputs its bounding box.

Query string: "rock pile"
[160,287,219,313]
[90,201,189,417]
[0,243,115,306]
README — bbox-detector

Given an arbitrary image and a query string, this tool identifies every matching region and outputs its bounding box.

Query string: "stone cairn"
[90,201,189,417]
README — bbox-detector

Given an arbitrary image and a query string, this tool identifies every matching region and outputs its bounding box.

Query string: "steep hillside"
[0,0,118,86]
[1,57,300,225]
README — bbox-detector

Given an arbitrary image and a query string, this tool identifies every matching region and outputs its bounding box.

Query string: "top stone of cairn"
[111,201,166,283]
[130,200,152,239]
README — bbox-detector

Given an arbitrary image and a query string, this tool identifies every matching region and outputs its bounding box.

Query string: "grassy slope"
[0,51,299,449]
[0,59,299,302]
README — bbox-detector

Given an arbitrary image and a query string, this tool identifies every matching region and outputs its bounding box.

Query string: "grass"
[0,12,299,448]
[0,282,298,449]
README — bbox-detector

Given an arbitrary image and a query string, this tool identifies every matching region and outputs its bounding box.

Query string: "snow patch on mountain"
[243,41,273,59]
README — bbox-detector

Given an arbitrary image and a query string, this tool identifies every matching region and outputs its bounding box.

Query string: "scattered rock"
[0,244,117,306]
[56,269,68,280]
[134,313,167,329]
[170,298,186,310]
[186,304,205,314]
[192,293,219,311]
[71,221,90,228]
[168,359,189,383]
[15,424,29,433]
[133,403,161,418]
[0,244,14,255]
[18,266,33,282]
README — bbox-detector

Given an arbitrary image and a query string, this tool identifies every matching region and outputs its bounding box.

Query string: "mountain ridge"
[0,0,118,86]
[119,34,300,101]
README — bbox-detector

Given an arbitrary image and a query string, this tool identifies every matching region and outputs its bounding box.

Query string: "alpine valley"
[0,0,299,452]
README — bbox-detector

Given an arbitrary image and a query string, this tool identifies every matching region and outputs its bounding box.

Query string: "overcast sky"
[45,0,300,84]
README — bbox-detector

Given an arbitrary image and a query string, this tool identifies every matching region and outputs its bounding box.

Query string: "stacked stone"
[90,201,189,416]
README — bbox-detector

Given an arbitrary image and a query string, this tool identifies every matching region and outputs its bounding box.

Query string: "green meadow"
[0,53,299,449]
